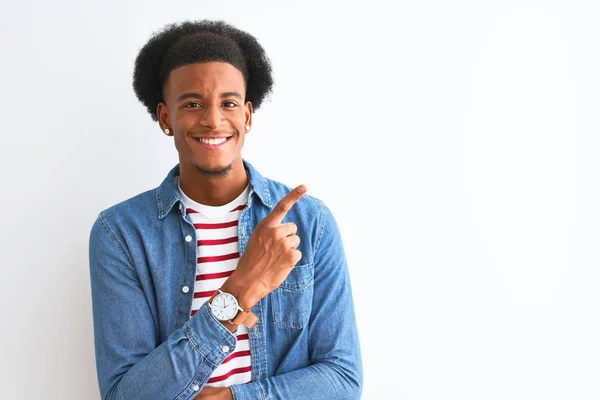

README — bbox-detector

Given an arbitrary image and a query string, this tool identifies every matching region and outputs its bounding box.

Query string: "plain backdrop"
[1,0,599,399]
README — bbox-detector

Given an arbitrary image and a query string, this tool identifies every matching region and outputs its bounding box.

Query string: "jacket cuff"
[230,381,267,400]
[184,302,237,367]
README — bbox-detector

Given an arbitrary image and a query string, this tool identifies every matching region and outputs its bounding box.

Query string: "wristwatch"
[208,289,258,328]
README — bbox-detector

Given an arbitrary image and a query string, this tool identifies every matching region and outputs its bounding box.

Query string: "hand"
[222,185,307,310]
[194,386,233,400]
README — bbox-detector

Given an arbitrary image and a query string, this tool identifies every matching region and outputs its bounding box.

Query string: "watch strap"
[231,309,258,328]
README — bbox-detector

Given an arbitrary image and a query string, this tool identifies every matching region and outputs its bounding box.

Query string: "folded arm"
[89,213,236,400]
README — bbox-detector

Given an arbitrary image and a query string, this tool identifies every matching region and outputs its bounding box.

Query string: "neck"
[178,159,248,206]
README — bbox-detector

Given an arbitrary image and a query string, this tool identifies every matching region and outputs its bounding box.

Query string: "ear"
[157,102,171,134]
[244,101,253,133]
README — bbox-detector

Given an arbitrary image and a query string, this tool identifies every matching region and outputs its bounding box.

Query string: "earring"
[245,125,250,132]
[164,128,170,135]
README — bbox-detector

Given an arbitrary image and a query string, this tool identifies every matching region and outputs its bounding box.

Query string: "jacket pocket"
[271,262,314,329]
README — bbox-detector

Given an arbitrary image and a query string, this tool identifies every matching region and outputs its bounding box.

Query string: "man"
[89,20,362,400]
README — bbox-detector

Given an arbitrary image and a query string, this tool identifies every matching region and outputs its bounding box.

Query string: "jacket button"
[192,385,200,391]
[221,345,230,353]
[182,286,190,293]
[185,235,192,242]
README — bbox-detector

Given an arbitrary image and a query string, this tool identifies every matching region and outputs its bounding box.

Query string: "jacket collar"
[156,159,272,219]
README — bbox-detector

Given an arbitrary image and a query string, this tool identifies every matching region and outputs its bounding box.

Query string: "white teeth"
[196,137,228,145]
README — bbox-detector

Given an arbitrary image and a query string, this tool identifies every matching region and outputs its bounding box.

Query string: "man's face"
[158,61,252,175]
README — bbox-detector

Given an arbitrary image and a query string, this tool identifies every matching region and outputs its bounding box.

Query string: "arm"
[89,213,236,400]
[229,202,363,400]
[194,387,233,400]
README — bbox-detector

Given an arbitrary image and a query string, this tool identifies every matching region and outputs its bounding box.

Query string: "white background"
[1,0,598,399]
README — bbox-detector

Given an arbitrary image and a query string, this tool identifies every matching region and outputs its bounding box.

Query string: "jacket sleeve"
[229,201,363,400]
[89,212,236,400]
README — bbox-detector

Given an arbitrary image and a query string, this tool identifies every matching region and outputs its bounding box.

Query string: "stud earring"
[245,125,250,132]
[164,128,170,135]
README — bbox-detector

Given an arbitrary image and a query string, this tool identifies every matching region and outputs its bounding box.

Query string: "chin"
[194,160,233,177]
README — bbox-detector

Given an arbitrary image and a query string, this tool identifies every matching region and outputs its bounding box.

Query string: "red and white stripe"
[179,182,252,387]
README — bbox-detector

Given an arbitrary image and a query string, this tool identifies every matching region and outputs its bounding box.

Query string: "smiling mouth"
[191,136,233,148]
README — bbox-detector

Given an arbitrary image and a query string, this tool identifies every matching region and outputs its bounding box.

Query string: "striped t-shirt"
[178,179,252,387]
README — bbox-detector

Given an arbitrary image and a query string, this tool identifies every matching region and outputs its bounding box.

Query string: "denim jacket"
[89,159,362,400]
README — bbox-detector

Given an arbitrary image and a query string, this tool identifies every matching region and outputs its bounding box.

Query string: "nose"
[199,104,224,130]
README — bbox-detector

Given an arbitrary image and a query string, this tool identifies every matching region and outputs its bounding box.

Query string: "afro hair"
[133,20,274,121]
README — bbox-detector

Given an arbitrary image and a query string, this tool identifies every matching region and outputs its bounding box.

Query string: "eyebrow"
[176,91,244,102]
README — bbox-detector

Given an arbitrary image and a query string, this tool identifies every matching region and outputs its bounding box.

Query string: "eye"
[183,102,202,109]
[223,101,237,108]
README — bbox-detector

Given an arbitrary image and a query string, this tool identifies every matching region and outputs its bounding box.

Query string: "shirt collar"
[156,158,272,220]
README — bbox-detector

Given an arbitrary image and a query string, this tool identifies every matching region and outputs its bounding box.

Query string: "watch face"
[211,293,239,321]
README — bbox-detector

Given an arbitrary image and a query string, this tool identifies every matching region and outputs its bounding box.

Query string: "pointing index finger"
[264,184,307,225]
